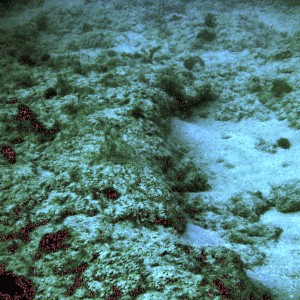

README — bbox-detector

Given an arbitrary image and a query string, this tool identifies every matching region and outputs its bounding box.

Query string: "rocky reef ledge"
[1,83,272,299]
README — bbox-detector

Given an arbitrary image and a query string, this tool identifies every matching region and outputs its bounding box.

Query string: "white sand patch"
[172,116,300,298]
[114,31,145,54]
[255,7,300,34]
[179,223,229,247]
[171,117,300,199]
[247,208,300,299]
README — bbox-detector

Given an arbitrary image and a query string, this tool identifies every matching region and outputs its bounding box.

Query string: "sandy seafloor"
[0,0,300,299]
[172,117,300,298]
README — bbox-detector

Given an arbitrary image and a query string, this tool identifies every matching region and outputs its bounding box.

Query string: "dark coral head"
[18,54,36,66]
[132,107,144,119]
[102,187,120,200]
[276,137,291,149]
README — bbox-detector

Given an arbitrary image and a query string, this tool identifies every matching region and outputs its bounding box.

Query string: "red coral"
[213,278,229,299]
[39,230,70,253]
[19,219,49,242]
[30,119,45,133]
[108,286,122,300]
[1,145,16,164]
[18,105,33,121]
[154,218,172,226]
[9,137,25,144]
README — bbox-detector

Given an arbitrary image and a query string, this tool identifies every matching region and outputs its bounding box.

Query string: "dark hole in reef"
[0,270,36,300]
[44,87,57,99]
[0,274,23,296]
